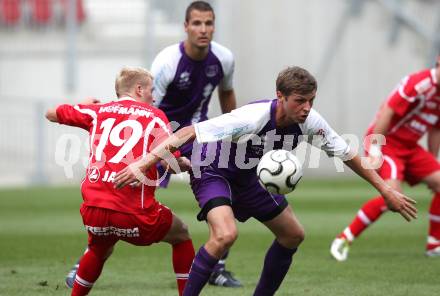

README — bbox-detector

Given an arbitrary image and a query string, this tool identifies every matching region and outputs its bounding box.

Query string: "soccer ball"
[257,150,303,194]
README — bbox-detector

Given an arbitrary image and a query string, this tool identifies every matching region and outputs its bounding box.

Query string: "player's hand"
[170,157,191,173]
[113,160,146,189]
[382,188,417,221]
[159,156,191,174]
[177,157,192,172]
[81,97,101,105]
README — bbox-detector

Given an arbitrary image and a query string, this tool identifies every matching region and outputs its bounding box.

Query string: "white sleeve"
[194,101,272,143]
[211,41,234,91]
[150,44,181,107]
[300,109,354,161]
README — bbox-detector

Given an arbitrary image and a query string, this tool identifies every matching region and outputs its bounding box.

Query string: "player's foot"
[208,269,242,287]
[426,246,440,257]
[65,263,79,288]
[330,237,350,262]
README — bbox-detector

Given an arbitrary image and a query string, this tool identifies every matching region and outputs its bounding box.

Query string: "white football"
[257,150,303,194]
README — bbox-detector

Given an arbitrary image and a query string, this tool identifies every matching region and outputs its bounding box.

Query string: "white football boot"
[330,237,350,262]
[426,246,440,257]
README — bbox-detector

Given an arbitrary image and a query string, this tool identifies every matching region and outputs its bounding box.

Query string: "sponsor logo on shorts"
[85,225,140,237]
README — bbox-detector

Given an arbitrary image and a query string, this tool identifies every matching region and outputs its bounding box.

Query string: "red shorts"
[80,203,173,248]
[375,144,440,186]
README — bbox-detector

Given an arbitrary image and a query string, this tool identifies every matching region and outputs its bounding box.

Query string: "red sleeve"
[56,104,95,130]
[148,109,181,158]
[387,75,418,117]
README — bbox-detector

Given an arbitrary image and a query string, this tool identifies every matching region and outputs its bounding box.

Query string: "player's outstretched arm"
[344,154,417,222]
[45,98,101,123]
[114,126,196,189]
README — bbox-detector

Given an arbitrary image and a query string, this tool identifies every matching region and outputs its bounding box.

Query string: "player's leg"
[185,142,242,288]
[421,171,440,256]
[330,153,404,261]
[184,166,239,295]
[253,205,303,296]
[406,146,440,256]
[330,179,401,261]
[184,204,238,296]
[71,206,116,296]
[117,202,191,295]
[161,212,195,295]
[71,241,115,296]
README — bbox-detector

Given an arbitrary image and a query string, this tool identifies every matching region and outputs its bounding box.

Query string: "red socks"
[428,193,440,250]
[71,244,113,296]
[340,196,388,242]
[172,239,195,296]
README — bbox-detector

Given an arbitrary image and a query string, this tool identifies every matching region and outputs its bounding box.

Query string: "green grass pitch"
[1,179,439,295]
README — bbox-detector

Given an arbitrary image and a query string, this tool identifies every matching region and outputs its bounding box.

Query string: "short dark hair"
[276,66,317,96]
[185,1,215,22]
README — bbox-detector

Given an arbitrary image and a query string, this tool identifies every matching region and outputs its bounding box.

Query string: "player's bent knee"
[428,182,440,193]
[210,229,238,250]
[292,229,306,247]
[294,228,306,245]
[161,214,192,244]
[89,245,114,260]
[176,222,191,242]
[104,246,115,259]
[279,228,305,248]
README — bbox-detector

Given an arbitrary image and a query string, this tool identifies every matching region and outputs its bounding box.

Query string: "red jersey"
[56,97,179,215]
[367,68,440,147]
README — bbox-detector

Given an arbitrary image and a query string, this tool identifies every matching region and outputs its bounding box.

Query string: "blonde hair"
[115,67,153,98]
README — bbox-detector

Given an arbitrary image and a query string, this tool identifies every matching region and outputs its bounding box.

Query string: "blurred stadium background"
[1,0,439,186]
[1,1,440,295]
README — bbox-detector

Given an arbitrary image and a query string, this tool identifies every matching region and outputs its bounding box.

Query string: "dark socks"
[183,246,219,296]
[253,240,297,296]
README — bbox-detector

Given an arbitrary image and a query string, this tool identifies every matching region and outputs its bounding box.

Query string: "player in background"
[152,0,240,287]
[46,67,195,296]
[64,1,241,289]
[113,66,417,296]
[330,55,440,261]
